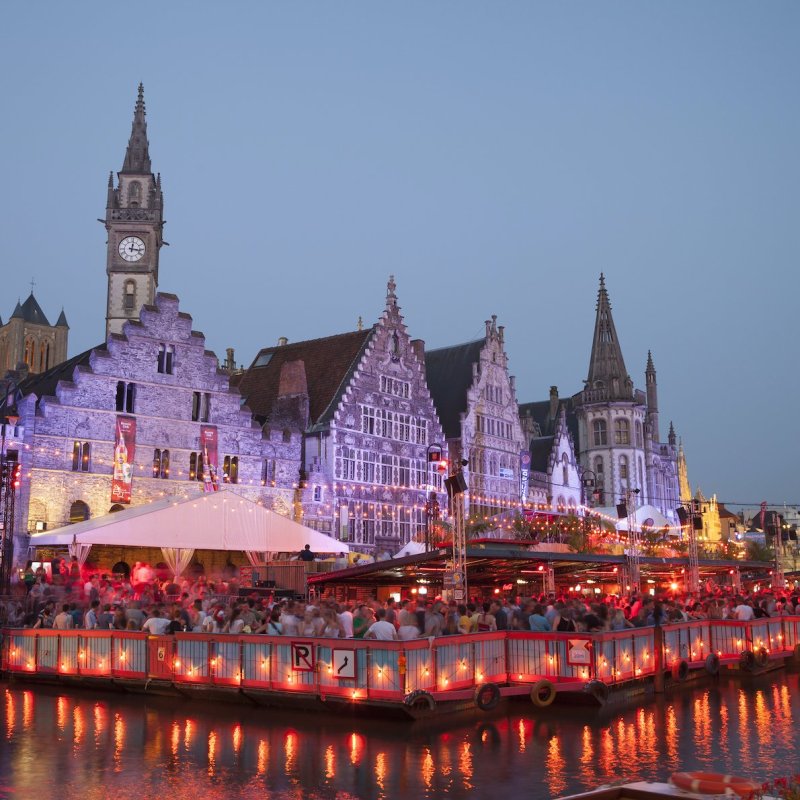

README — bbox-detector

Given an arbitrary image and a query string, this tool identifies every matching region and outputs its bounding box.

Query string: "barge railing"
[2,618,799,706]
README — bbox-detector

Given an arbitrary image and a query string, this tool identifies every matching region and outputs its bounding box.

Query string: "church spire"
[121,83,151,174]
[586,274,631,398]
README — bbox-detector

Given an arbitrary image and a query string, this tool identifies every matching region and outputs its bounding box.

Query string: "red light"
[436,459,448,474]
[537,565,544,572]
[612,567,618,574]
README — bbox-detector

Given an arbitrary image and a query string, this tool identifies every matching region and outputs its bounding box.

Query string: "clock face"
[118,236,146,262]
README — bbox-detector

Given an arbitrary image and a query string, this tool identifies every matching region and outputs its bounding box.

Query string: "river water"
[1,671,797,799]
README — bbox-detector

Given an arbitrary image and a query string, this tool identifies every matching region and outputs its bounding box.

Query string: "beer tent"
[28,490,348,577]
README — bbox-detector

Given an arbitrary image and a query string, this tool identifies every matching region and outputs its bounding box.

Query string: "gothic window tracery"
[614,418,630,445]
[593,419,607,446]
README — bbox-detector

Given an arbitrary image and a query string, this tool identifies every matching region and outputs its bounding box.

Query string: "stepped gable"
[237,328,375,428]
[15,345,105,407]
[424,339,484,440]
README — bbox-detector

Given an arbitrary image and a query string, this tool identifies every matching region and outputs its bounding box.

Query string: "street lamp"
[425,444,445,551]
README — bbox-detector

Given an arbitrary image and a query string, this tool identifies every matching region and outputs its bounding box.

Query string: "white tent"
[393,540,427,558]
[29,490,348,577]
[594,504,679,535]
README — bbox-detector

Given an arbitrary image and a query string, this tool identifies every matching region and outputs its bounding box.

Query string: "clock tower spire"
[104,83,164,339]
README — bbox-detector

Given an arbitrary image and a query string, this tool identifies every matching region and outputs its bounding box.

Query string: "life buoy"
[704,653,720,676]
[403,690,435,711]
[671,659,689,682]
[474,682,501,712]
[739,650,756,672]
[755,647,769,668]
[670,772,761,798]
[530,679,557,708]
[583,679,609,705]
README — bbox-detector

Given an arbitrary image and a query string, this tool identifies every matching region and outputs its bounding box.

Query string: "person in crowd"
[83,600,101,630]
[53,603,74,630]
[365,608,398,640]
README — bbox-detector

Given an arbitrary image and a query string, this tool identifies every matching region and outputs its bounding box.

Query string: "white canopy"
[394,540,427,558]
[29,490,348,576]
[594,503,678,534]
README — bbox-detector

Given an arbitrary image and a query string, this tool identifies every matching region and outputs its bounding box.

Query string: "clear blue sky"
[1,2,798,509]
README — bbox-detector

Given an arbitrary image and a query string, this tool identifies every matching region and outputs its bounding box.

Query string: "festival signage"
[520,451,531,504]
[566,638,592,666]
[200,425,219,491]
[111,415,136,504]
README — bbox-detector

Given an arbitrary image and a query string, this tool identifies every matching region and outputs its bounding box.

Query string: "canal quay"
[1,669,799,800]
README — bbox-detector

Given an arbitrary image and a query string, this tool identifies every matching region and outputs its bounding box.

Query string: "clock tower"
[105,83,164,338]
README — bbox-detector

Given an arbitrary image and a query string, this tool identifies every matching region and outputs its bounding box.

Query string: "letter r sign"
[291,641,315,672]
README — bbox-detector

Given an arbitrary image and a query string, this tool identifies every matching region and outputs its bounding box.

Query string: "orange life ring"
[671,771,761,797]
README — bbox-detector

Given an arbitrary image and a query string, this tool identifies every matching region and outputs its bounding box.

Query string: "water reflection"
[1,673,799,799]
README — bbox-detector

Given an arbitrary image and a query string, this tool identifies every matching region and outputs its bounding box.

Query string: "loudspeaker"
[675,507,689,525]
[445,471,468,496]
[693,515,703,530]
[616,503,628,519]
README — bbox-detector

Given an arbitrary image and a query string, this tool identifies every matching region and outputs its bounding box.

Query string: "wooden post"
[654,619,664,694]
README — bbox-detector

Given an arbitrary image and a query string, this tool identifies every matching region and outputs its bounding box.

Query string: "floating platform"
[2,617,798,719]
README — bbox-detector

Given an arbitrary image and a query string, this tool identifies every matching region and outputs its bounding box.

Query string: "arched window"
[562,464,569,489]
[39,341,50,371]
[636,421,644,447]
[124,280,136,312]
[222,455,239,484]
[24,338,35,368]
[614,418,630,445]
[619,455,629,481]
[153,449,162,478]
[593,419,607,446]
[69,500,90,523]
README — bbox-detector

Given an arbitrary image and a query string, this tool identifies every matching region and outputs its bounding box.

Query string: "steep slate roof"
[518,397,580,445]
[424,339,484,440]
[15,345,105,406]
[529,436,555,472]
[236,329,375,429]
[11,293,51,326]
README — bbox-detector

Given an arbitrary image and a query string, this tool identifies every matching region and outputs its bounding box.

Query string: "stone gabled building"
[7,293,299,554]
[235,278,447,555]
[424,316,531,521]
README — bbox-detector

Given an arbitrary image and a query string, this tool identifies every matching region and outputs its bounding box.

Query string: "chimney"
[224,347,235,372]
[549,386,559,420]
[277,337,288,347]
[410,339,425,362]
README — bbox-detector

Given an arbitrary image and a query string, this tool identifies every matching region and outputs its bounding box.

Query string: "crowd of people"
[0,556,797,639]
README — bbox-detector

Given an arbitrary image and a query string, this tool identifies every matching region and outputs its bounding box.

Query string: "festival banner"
[520,451,531,504]
[200,425,219,492]
[111,415,136,504]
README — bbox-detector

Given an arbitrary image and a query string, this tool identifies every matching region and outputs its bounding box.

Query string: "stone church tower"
[572,275,680,522]
[105,84,164,338]
[0,293,68,374]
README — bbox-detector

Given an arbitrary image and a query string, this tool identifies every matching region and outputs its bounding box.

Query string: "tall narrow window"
[72,441,90,472]
[228,456,238,484]
[157,343,174,374]
[153,449,162,478]
[619,455,629,481]
[160,449,170,479]
[189,452,197,481]
[201,393,210,423]
[192,392,201,421]
[262,459,276,485]
[615,418,630,445]
[592,419,607,446]
[116,381,135,413]
[124,281,136,312]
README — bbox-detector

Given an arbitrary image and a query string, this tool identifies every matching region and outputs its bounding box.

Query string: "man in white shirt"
[338,602,354,638]
[142,609,171,636]
[53,604,74,630]
[365,608,398,641]
[734,600,755,621]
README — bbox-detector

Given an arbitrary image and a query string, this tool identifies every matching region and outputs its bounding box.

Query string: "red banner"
[200,425,219,492]
[111,416,136,504]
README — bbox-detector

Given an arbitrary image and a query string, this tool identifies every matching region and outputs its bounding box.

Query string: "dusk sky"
[1,3,797,511]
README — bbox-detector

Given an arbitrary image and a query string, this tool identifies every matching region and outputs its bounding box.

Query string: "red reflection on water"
[4,690,14,740]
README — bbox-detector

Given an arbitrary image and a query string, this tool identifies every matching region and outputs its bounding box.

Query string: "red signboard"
[200,425,219,492]
[111,415,136,504]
